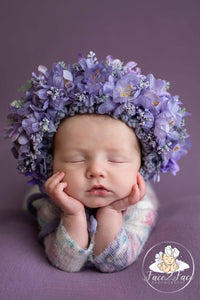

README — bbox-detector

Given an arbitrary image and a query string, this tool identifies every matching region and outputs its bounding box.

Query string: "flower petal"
[38,65,48,74]
[63,70,73,81]
[18,134,29,145]
[98,97,117,114]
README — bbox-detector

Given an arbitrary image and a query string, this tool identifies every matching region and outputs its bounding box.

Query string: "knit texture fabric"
[29,183,158,273]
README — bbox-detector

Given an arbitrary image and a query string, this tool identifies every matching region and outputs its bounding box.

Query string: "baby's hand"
[108,172,146,212]
[44,172,85,216]
[45,172,89,249]
[93,174,146,256]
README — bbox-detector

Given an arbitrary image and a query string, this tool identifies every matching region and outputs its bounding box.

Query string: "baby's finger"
[53,181,68,199]
[51,182,69,211]
[110,199,127,212]
[44,172,65,193]
[127,183,140,206]
[111,193,134,211]
[128,173,146,206]
[44,172,61,192]
[45,172,60,186]
[137,173,146,199]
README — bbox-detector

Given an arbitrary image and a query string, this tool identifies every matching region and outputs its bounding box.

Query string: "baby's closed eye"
[63,155,86,163]
[107,156,129,163]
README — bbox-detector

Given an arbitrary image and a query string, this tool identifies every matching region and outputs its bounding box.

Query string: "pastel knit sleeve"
[43,216,94,272]
[29,190,94,272]
[90,183,159,273]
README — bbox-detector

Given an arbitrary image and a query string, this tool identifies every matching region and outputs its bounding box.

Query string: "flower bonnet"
[6,51,191,187]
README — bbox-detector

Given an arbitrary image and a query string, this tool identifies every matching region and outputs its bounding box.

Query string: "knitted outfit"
[27,183,158,273]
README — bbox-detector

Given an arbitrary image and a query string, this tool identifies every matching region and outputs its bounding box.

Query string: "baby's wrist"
[62,211,88,234]
[62,210,89,249]
[63,209,86,220]
[96,206,122,222]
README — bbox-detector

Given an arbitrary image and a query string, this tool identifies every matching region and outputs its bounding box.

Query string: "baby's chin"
[68,190,131,209]
[84,202,112,209]
[79,194,129,209]
[81,199,114,209]
[75,195,117,209]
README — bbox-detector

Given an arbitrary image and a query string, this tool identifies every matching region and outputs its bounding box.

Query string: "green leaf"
[17,80,32,93]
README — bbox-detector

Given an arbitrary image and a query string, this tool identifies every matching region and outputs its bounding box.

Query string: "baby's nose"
[86,160,106,179]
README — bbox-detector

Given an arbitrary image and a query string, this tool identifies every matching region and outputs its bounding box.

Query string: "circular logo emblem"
[142,241,195,293]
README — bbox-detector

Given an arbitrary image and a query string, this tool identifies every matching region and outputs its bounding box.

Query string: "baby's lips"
[87,185,109,192]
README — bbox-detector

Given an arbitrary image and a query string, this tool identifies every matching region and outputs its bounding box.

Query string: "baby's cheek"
[63,171,75,186]
[63,179,79,199]
[123,170,137,186]
[60,165,76,180]
[116,172,136,196]
[52,160,68,174]
[63,170,83,194]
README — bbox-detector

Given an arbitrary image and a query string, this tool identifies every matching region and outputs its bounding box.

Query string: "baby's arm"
[35,172,93,272]
[93,173,145,257]
[91,176,158,272]
[43,217,94,272]
[44,172,89,249]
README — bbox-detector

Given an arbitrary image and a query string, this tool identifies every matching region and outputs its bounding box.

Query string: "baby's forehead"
[54,114,141,153]
[57,113,135,134]
[59,114,117,126]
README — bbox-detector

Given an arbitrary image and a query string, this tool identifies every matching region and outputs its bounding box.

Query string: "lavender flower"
[5,51,191,186]
[113,74,140,103]
[84,63,112,95]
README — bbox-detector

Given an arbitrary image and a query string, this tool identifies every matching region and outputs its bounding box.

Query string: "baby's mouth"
[87,185,110,196]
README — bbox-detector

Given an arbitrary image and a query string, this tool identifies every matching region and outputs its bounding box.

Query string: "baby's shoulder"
[24,185,61,220]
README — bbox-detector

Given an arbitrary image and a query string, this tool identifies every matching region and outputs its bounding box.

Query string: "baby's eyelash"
[68,159,85,163]
[108,159,127,163]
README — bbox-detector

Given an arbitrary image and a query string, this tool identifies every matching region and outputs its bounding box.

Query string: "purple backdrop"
[0,0,199,299]
[0,0,199,209]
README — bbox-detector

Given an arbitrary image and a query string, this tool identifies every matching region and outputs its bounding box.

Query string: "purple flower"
[11,126,29,146]
[84,63,111,95]
[113,74,140,103]
[5,51,191,186]
[105,55,140,75]
[103,75,115,97]
[154,109,181,143]
[35,89,48,100]
[18,133,29,145]
[22,112,41,135]
[124,61,138,72]
[105,55,123,69]
[79,52,97,70]
[98,97,118,114]
[141,110,154,131]
[147,74,169,96]
[154,117,170,140]
[52,64,65,88]
[161,159,180,176]
[161,98,182,126]
[138,90,161,110]
[38,65,48,75]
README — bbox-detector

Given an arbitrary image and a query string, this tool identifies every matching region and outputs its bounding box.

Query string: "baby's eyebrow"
[61,149,126,157]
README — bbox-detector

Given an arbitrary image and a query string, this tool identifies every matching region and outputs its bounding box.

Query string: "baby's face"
[53,115,141,208]
[163,254,175,265]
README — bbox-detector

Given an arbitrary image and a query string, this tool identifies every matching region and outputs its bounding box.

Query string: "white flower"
[38,65,48,74]
[63,70,73,81]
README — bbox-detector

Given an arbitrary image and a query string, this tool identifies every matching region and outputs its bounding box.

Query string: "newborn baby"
[40,114,158,272]
[6,51,190,272]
